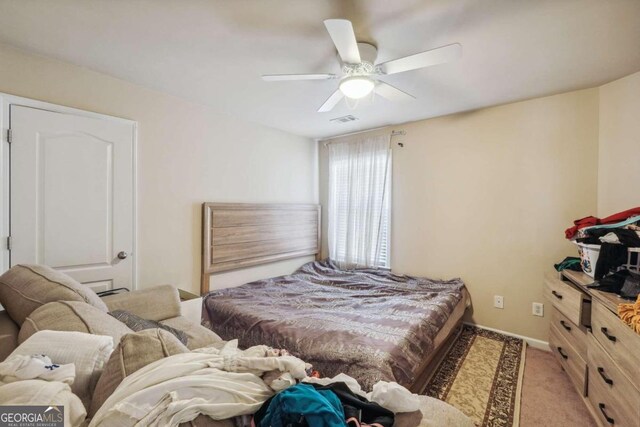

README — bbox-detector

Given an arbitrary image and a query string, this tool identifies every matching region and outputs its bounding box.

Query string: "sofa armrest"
[102,285,181,321]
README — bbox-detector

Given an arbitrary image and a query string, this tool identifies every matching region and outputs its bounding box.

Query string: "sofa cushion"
[109,309,188,345]
[102,285,181,321]
[18,301,132,345]
[0,311,19,362]
[10,330,114,410]
[0,264,107,325]
[89,328,189,416]
[160,316,222,350]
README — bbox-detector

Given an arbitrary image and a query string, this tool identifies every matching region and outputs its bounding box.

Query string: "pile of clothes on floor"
[86,339,468,427]
[253,375,418,427]
[0,332,474,427]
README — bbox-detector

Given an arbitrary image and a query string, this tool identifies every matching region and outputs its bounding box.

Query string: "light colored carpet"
[424,325,526,426]
[519,348,596,427]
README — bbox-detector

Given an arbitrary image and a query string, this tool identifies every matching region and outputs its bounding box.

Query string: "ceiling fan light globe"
[339,76,375,99]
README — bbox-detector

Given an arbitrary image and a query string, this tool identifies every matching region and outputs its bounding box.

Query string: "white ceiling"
[0,0,639,139]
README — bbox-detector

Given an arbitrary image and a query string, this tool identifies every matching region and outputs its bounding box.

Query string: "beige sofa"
[0,264,226,424]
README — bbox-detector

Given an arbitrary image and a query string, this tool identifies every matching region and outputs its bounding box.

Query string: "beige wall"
[597,71,640,216]
[0,43,318,295]
[320,88,600,341]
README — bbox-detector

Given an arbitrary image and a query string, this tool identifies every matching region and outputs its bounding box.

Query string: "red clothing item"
[565,207,640,239]
[565,216,598,239]
[600,207,640,225]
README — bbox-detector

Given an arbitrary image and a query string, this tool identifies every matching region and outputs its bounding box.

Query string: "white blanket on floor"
[89,340,308,427]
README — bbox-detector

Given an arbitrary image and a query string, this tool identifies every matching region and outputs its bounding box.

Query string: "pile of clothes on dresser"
[564,207,640,298]
[564,207,640,242]
[562,207,640,335]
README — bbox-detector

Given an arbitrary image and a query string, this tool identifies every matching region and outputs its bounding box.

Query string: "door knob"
[117,251,128,260]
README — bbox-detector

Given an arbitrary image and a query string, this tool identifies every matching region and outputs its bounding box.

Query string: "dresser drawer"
[588,377,637,427]
[550,306,588,356]
[545,273,589,327]
[591,300,640,384]
[587,334,640,426]
[549,325,587,396]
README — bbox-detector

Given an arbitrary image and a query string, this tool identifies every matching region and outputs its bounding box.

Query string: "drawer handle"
[557,346,568,360]
[597,367,614,386]
[600,327,617,342]
[559,320,572,331]
[598,403,614,424]
[551,290,563,300]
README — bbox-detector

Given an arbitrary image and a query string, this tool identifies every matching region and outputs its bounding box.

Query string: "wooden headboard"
[201,203,321,295]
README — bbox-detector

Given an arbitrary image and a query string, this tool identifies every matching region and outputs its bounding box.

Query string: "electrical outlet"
[494,295,504,309]
[532,302,544,317]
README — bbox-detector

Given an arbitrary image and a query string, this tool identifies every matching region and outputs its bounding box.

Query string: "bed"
[200,202,468,392]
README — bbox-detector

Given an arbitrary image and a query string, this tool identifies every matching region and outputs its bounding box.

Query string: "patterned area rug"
[424,325,527,427]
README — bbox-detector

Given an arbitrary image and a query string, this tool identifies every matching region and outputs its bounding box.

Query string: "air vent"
[330,115,358,123]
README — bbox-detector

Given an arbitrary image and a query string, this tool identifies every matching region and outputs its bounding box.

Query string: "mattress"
[203,260,465,390]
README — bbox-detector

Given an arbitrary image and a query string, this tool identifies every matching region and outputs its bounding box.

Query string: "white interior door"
[10,105,135,291]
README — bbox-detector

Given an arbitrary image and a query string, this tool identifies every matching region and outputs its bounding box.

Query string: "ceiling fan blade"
[324,19,361,64]
[380,43,461,75]
[262,73,336,81]
[318,89,344,112]
[376,81,415,102]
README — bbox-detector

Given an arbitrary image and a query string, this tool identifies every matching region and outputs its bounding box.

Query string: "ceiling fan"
[262,19,462,113]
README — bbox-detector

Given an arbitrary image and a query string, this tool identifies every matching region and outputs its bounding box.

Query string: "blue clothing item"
[258,383,346,427]
[581,215,640,234]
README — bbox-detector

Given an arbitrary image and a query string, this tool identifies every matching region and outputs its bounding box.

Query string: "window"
[328,134,392,269]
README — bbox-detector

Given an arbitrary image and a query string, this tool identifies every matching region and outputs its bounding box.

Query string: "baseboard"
[464,322,550,351]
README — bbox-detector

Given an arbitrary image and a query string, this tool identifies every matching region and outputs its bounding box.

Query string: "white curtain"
[328,133,392,269]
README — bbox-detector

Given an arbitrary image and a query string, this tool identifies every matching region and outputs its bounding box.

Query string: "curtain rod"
[318,127,406,144]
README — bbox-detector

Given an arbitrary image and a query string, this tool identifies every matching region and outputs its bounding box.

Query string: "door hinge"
[6,129,12,144]
[6,236,11,251]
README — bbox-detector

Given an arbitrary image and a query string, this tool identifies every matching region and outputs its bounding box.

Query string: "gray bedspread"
[203,260,465,390]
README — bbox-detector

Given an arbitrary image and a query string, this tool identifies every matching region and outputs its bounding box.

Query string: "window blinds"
[328,133,391,269]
